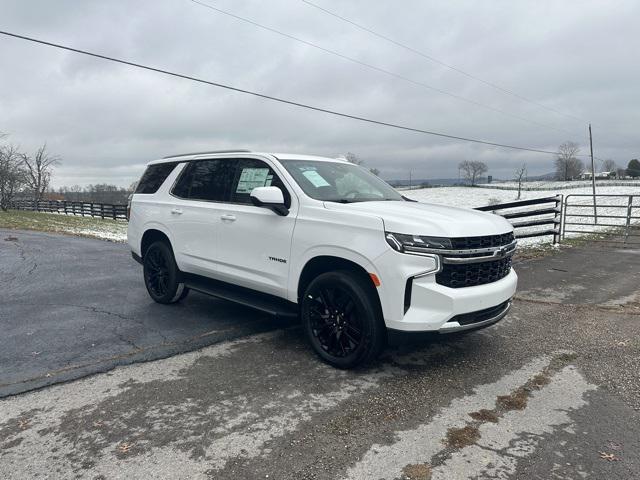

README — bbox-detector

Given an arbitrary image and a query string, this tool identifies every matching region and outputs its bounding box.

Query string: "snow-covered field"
[404,185,639,247]
[403,185,639,208]
[477,180,640,190]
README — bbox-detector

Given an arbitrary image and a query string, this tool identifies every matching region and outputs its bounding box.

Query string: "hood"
[323,200,513,237]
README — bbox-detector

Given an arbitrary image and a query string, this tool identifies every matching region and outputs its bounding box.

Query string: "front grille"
[431,232,515,288]
[447,300,510,326]
[449,232,514,250]
[436,256,512,288]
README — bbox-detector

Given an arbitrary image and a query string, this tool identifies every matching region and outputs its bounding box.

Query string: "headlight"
[385,232,452,252]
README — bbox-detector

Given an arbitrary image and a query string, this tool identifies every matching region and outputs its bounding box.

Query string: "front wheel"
[143,241,189,304]
[301,270,386,369]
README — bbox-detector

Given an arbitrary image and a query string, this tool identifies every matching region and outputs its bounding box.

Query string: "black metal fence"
[9,199,127,220]
[476,195,563,244]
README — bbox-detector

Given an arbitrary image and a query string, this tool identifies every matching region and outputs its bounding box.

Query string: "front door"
[214,158,297,298]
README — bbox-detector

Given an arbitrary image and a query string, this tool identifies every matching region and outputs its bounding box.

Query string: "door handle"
[221,214,236,222]
[171,208,183,215]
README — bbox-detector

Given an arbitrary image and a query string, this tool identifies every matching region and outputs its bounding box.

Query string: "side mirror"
[250,186,289,216]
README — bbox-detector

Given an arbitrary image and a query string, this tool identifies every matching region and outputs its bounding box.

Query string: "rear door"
[166,158,237,277]
[214,158,297,298]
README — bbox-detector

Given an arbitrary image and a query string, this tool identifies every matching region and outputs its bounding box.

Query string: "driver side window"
[229,159,291,208]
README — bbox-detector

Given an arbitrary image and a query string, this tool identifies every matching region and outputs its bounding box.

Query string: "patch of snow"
[70,226,127,242]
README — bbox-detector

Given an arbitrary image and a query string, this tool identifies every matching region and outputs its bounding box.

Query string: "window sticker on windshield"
[236,168,270,193]
[302,170,330,187]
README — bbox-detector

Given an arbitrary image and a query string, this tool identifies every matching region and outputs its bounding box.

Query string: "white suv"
[128,150,517,368]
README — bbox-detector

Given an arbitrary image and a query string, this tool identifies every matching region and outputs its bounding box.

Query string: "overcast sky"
[1,0,638,187]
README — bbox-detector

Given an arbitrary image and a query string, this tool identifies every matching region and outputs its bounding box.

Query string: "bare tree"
[69,184,83,202]
[616,167,627,179]
[458,160,488,186]
[514,163,527,200]
[555,141,584,180]
[0,144,26,211]
[343,152,364,165]
[600,159,616,173]
[21,143,60,204]
[369,167,380,176]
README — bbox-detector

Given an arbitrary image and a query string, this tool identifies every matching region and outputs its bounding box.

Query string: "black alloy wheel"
[308,285,363,358]
[143,241,189,304]
[145,246,169,297]
[302,270,386,368]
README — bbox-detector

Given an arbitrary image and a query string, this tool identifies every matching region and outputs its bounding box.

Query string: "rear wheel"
[143,241,189,304]
[301,270,386,369]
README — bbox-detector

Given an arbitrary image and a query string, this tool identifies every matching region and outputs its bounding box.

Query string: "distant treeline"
[52,183,136,205]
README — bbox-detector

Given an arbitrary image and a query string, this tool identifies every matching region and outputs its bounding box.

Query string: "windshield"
[279,160,403,203]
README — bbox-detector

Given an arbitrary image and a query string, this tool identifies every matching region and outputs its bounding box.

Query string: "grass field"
[0,210,127,242]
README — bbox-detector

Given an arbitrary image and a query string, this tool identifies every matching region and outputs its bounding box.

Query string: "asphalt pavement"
[0,229,294,397]
[1,229,639,479]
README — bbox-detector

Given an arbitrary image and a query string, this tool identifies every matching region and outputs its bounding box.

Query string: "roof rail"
[163,149,252,159]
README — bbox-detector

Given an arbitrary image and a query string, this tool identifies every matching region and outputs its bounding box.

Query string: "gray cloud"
[0,0,638,187]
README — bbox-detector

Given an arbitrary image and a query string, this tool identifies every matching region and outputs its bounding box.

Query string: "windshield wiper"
[329,198,399,203]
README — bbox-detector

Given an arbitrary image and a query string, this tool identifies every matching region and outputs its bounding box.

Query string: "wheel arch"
[141,228,173,258]
[297,255,382,311]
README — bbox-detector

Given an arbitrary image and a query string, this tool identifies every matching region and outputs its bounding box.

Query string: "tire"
[143,241,190,304]
[301,270,386,369]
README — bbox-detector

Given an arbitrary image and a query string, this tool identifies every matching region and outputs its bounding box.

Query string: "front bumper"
[437,299,512,333]
[374,246,518,332]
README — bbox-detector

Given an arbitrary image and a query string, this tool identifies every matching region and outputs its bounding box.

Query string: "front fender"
[288,245,381,304]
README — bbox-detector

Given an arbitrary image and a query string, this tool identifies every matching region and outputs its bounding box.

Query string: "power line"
[301,0,583,123]
[0,29,580,156]
[189,0,575,136]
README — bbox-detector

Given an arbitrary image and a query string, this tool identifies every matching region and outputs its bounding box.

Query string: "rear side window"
[172,159,237,202]
[135,163,178,194]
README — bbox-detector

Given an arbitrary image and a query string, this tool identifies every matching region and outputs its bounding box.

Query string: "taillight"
[126,194,133,220]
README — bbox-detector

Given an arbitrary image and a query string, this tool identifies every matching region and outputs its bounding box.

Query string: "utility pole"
[409,170,412,190]
[589,123,598,223]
